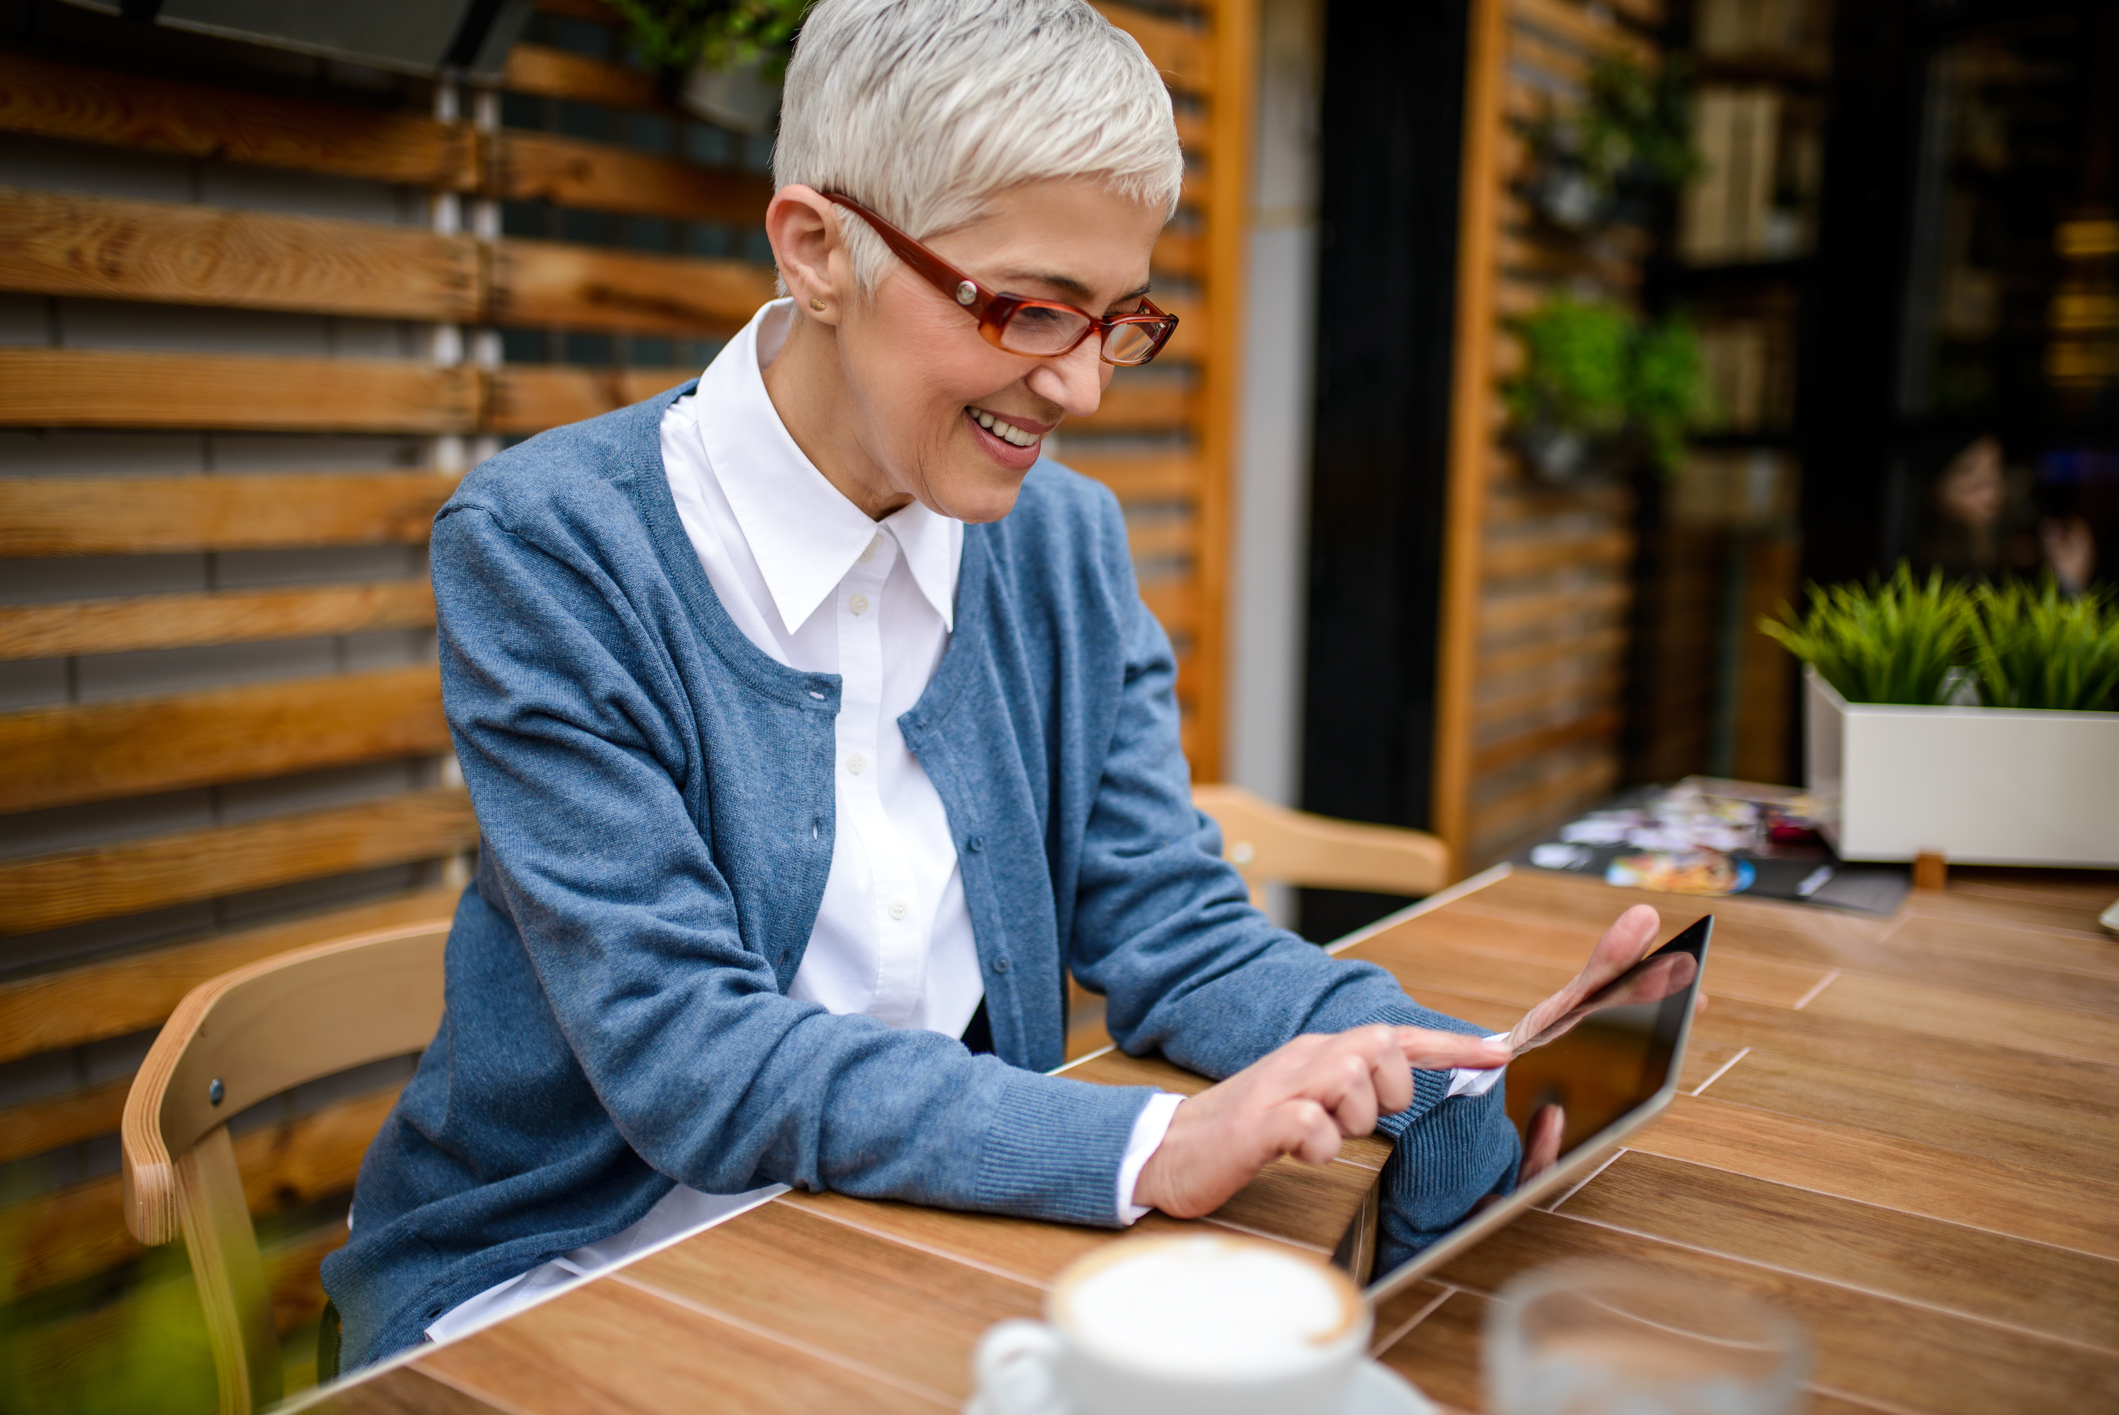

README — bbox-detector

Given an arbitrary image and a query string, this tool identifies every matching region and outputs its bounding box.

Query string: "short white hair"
[774,0,1185,294]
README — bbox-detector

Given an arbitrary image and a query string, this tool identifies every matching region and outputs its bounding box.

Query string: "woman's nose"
[1024,340,1106,418]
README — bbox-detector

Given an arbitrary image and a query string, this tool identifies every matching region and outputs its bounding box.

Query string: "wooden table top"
[307,865,2119,1414]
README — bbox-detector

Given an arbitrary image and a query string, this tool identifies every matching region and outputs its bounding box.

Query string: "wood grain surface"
[0,665,446,814]
[0,788,476,937]
[0,580,436,662]
[307,869,2119,1414]
[0,349,482,434]
[0,474,457,557]
[0,186,481,321]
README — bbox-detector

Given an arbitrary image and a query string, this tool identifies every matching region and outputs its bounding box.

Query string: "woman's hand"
[1131,1024,1510,1219]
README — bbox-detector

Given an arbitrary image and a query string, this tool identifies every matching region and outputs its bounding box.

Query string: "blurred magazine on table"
[1513,777,1911,916]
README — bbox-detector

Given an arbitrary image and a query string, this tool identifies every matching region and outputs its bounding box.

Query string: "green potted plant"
[1763,568,2119,866]
[1503,294,1709,482]
[610,0,813,132]
[1526,51,1703,232]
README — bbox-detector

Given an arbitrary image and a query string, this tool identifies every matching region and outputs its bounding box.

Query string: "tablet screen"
[1498,914,1707,1165]
[1351,914,1712,1295]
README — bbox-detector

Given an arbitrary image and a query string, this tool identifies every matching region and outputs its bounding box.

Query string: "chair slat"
[178,1128,281,1415]
[0,52,478,190]
[0,887,459,1066]
[0,186,481,322]
[0,580,435,662]
[0,665,446,815]
[490,238,776,335]
[0,474,457,557]
[0,350,482,434]
[0,788,476,937]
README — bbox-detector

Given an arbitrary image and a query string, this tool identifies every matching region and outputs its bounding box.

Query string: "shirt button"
[846,753,867,775]
[859,535,881,563]
[849,593,869,616]
[888,898,908,921]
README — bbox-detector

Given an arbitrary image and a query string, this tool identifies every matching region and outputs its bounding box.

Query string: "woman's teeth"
[969,407,1041,448]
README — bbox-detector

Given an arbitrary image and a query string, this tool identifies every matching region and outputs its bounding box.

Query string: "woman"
[323,0,1661,1370]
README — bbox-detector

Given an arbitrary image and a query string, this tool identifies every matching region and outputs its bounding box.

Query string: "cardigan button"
[967,835,984,853]
[992,955,1011,974]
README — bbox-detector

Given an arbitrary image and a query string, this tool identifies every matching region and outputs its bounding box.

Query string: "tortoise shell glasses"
[821,192,1178,367]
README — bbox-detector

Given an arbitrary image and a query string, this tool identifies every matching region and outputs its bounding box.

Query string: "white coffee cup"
[974,1233,1372,1415]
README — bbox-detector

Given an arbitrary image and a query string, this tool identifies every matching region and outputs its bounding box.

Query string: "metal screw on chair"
[1230,841,1256,866]
[209,1077,225,1106]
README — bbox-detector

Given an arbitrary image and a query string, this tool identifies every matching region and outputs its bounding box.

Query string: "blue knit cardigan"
[320,383,1484,1369]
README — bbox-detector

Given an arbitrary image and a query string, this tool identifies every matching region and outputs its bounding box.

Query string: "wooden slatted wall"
[0,0,1251,1399]
[1433,0,1665,872]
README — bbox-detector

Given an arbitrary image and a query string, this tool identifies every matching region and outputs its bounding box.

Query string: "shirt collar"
[691,299,960,635]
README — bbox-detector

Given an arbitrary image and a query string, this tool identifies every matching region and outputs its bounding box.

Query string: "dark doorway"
[1299,0,1471,942]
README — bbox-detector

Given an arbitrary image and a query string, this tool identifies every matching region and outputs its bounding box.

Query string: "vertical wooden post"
[1192,0,1260,783]
[1430,0,1508,875]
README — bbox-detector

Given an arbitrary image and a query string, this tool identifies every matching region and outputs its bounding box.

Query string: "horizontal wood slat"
[0,1088,396,1300]
[0,888,459,1066]
[0,787,476,937]
[0,473,457,557]
[491,239,775,334]
[1063,452,1201,503]
[503,43,662,110]
[1073,378,1196,434]
[495,131,773,224]
[0,185,482,322]
[1152,226,1202,279]
[0,1077,132,1169]
[1124,517,1198,561]
[1139,578,1202,637]
[0,579,435,662]
[488,366,695,434]
[1091,1,1212,95]
[0,53,478,190]
[1482,528,1635,580]
[0,665,446,815]
[1471,706,1624,774]
[0,349,482,434]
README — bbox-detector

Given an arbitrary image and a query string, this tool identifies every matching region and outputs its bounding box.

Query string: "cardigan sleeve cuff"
[974,1071,1161,1227]
[1361,999,1497,1142]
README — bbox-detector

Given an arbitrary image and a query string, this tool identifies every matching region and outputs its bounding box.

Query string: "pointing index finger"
[1394,1026,1512,1071]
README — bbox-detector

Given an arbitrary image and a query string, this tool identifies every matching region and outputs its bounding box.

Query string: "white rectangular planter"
[1805,669,2119,866]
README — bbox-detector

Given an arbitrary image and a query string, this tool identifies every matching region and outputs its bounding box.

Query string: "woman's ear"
[767,185,845,325]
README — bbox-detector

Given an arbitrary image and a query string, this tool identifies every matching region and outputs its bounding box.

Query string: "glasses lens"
[1101,320,1168,366]
[997,303,1092,356]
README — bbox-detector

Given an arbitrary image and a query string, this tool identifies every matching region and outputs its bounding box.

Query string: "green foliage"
[1504,295,1710,473]
[0,1247,220,1415]
[1576,51,1704,193]
[1629,315,1709,474]
[1967,580,2119,712]
[606,0,812,74]
[1760,565,1978,706]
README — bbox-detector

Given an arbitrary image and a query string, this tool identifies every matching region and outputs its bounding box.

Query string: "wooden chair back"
[120,923,449,1415]
[1191,784,1452,903]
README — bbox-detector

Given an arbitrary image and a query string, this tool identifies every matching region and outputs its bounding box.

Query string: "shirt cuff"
[1115,1091,1186,1224]
[1445,1034,1511,1100]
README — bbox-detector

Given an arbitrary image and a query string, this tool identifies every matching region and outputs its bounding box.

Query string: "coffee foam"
[1055,1235,1360,1380]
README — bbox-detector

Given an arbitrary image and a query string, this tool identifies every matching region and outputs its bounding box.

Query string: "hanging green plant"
[607,0,811,75]
[1526,51,1703,231]
[1503,294,1710,479]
